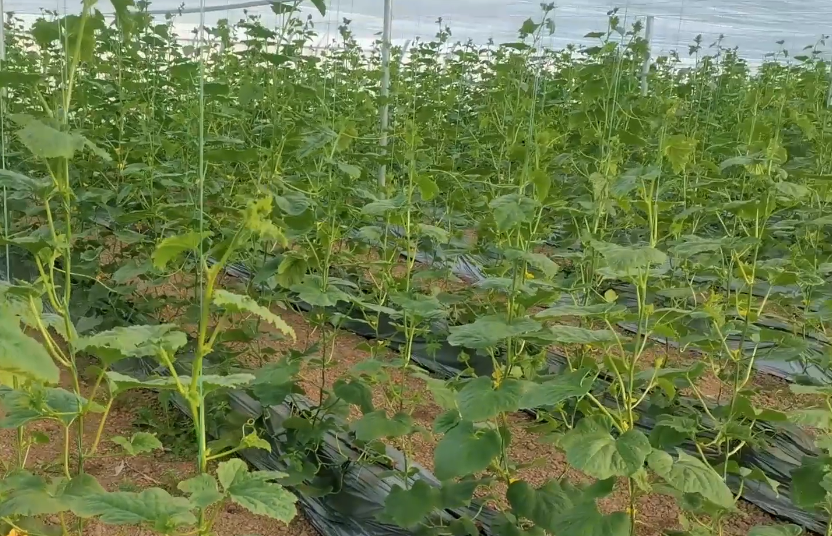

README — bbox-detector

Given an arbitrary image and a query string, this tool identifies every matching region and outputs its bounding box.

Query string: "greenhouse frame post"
[640,15,654,97]
[1,0,8,282]
[827,71,832,108]
[377,0,392,187]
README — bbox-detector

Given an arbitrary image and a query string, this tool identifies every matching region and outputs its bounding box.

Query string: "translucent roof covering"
[4,0,831,61]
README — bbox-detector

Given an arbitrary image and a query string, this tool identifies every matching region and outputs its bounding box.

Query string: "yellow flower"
[525,270,535,280]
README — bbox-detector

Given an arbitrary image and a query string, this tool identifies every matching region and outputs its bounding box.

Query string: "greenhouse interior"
[0,0,831,534]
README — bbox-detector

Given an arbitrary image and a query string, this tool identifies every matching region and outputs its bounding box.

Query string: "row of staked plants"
[0,0,832,535]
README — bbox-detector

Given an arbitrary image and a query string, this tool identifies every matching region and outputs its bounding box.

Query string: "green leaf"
[774,182,811,201]
[152,231,211,270]
[520,251,559,278]
[389,292,446,319]
[434,421,502,480]
[76,324,187,365]
[448,315,541,349]
[270,1,298,14]
[333,378,374,414]
[181,373,255,394]
[111,432,163,456]
[647,450,734,510]
[530,169,551,201]
[382,480,438,528]
[489,193,539,231]
[457,377,523,421]
[63,473,107,501]
[291,275,350,307]
[243,197,286,244]
[351,410,413,442]
[416,175,439,201]
[0,488,68,517]
[73,489,197,530]
[539,325,617,345]
[790,457,828,509]
[438,478,483,509]
[560,418,652,479]
[662,134,697,174]
[535,303,622,319]
[105,371,180,394]
[591,240,667,274]
[217,460,297,522]
[337,162,361,178]
[361,195,406,216]
[518,369,594,409]
[749,525,803,536]
[507,480,572,532]
[212,290,295,340]
[112,260,152,284]
[13,115,85,159]
[0,169,51,193]
[0,70,42,88]
[0,309,60,384]
[178,474,225,510]
[506,479,625,536]
[557,503,629,536]
[787,408,831,429]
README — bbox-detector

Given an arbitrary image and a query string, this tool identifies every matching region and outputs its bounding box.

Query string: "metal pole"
[640,15,654,97]
[827,66,832,108]
[1,0,9,282]
[377,0,392,187]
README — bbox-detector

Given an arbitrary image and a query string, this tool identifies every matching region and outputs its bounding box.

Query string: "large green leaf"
[457,377,523,421]
[291,275,350,307]
[434,421,502,480]
[217,459,297,522]
[662,134,697,174]
[538,325,617,345]
[506,479,624,536]
[333,378,374,414]
[448,315,541,349]
[152,231,211,270]
[351,410,413,442]
[749,525,803,536]
[105,371,180,394]
[178,474,225,510]
[557,503,629,536]
[489,193,538,231]
[76,324,187,365]
[790,457,829,509]
[647,450,735,509]
[590,240,667,275]
[213,290,295,339]
[560,418,652,479]
[507,480,573,532]
[518,369,594,409]
[73,488,197,531]
[308,0,326,15]
[111,432,163,456]
[0,168,51,194]
[243,197,286,244]
[13,115,85,160]
[381,480,439,528]
[535,303,623,319]
[0,310,59,384]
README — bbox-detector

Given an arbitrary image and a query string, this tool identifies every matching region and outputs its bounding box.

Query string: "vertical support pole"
[377,0,392,187]
[1,0,9,281]
[640,15,654,97]
[827,67,832,108]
